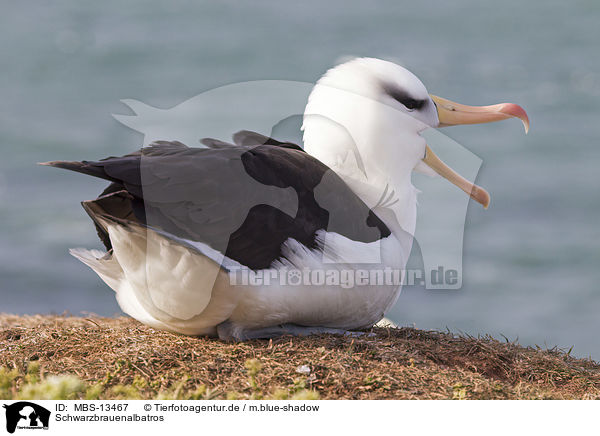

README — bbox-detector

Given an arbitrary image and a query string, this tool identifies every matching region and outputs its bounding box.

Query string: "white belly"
[71,224,411,335]
[229,231,409,330]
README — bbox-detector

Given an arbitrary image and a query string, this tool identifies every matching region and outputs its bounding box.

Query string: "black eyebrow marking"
[382,83,427,111]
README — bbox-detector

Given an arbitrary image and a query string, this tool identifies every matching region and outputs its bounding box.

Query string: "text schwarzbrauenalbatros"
[55,414,163,422]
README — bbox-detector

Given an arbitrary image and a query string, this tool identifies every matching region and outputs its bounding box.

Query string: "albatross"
[43,57,528,340]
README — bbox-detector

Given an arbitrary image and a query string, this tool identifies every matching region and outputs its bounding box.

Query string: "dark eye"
[402,98,423,110]
[383,84,426,111]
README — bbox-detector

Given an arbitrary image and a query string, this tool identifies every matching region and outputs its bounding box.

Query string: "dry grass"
[1,314,599,400]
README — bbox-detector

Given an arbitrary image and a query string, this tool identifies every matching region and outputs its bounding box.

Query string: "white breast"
[228,230,408,331]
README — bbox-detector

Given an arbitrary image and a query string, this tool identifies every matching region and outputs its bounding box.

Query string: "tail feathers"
[69,248,123,292]
[39,160,115,182]
[95,220,228,321]
[70,221,235,335]
[69,247,174,331]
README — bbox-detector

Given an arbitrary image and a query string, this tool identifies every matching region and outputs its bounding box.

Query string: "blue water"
[1,1,599,357]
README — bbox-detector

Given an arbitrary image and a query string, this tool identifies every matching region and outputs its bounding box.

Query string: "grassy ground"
[1,314,599,400]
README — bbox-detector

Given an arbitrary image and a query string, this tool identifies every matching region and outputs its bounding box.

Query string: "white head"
[302,57,529,208]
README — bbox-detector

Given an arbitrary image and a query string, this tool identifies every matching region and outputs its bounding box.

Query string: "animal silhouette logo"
[2,402,50,433]
[113,82,484,290]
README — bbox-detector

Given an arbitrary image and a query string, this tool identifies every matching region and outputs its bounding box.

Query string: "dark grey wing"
[199,138,235,149]
[45,141,389,270]
[201,130,304,152]
[232,130,304,152]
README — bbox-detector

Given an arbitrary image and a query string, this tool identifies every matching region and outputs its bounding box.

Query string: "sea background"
[1,1,599,357]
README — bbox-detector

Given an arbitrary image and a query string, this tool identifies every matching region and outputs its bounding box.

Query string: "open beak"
[421,95,529,209]
[422,145,490,208]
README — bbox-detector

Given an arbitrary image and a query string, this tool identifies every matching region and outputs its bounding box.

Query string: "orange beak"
[431,94,529,133]
[422,145,491,208]
[421,95,529,209]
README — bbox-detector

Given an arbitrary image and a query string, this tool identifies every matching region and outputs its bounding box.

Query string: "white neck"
[303,85,425,238]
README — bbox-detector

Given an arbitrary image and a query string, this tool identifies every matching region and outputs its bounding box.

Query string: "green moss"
[84,383,104,400]
[110,384,142,399]
[452,383,468,400]
[290,389,320,400]
[19,375,86,400]
[0,367,20,399]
